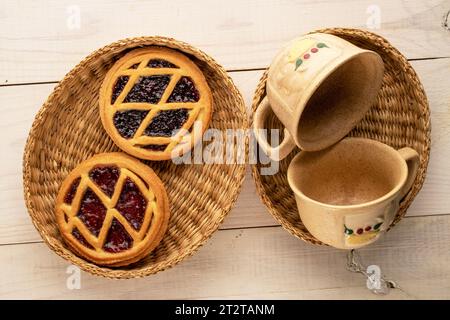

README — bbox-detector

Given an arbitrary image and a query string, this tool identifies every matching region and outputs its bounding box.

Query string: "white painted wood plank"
[1,215,449,299]
[0,58,449,245]
[1,0,449,84]
[407,57,450,216]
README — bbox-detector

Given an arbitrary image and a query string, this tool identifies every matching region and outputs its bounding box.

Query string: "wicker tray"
[23,37,247,278]
[251,28,431,245]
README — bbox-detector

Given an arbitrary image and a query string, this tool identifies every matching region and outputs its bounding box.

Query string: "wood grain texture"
[1,0,449,296]
[0,58,449,245]
[1,0,449,84]
[1,215,449,299]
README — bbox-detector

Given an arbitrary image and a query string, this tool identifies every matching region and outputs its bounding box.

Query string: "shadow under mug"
[287,138,419,249]
[253,33,384,160]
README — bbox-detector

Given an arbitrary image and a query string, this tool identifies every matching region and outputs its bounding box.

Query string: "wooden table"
[1,0,450,299]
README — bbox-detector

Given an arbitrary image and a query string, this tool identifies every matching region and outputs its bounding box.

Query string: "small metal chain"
[346,249,399,295]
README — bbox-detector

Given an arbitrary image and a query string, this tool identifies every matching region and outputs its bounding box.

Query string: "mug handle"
[398,147,420,198]
[253,97,296,161]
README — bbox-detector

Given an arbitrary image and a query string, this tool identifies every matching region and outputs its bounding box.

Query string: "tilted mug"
[253,33,384,160]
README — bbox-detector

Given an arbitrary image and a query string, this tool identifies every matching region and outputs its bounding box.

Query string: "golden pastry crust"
[99,47,212,160]
[55,152,170,267]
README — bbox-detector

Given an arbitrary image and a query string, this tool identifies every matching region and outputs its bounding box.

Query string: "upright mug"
[287,138,420,249]
[253,33,384,160]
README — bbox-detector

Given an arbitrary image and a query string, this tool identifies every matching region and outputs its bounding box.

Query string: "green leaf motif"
[317,42,328,48]
[295,58,303,70]
[344,225,353,235]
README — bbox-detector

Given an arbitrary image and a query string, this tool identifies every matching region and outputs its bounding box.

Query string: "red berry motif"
[293,42,328,71]
[357,228,364,235]
[365,226,372,231]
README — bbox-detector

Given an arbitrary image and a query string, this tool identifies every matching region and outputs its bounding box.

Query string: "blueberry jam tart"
[55,153,170,267]
[99,47,212,160]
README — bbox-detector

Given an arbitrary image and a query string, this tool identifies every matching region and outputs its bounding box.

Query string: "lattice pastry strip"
[99,47,212,160]
[55,153,170,267]
[60,169,154,246]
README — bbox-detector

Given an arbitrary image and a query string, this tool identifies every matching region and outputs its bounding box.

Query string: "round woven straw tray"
[23,37,247,278]
[251,28,431,245]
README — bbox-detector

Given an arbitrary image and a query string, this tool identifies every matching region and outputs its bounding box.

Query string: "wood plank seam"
[1,56,449,87]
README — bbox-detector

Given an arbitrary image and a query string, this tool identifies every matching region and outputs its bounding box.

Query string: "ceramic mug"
[287,137,419,249]
[253,33,384,160]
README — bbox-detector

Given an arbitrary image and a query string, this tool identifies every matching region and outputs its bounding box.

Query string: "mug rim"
[287,137,409,209]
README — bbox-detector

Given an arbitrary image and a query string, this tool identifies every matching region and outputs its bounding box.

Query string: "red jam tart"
[55,152,170,266]
[99,47,212,160]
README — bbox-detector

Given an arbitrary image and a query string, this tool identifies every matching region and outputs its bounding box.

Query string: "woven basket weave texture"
[251,28,431,245]
[23,37,247,278]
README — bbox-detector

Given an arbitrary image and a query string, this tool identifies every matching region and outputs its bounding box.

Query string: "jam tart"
[55,152,170,266]
[99,47,212,160]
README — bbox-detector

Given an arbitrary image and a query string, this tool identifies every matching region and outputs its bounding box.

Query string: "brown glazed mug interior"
[289,138,407,206]
[297,51,384,151]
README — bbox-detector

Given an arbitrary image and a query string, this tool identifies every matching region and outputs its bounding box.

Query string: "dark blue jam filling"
[110,64,200,152]
[113,110,149,139]
[144,108,189,137]
[124,75,171,104]
[147,59,178,68]
[141,144,168,151]
[111,76,129,104]
[167,76,200,103]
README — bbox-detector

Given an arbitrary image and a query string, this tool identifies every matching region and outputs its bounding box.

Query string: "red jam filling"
[115,178,147,230]
[147,59,178,68]
[77,188,107,236]
[167,76,200,102]
[102,218,133,253]
[89,165,120,197]
[64,177,81,204]
[144,108,189,137]
[68,168,151,253]
[71,227,94,249]
[111,76,129,104]
[113,110,149,139]
[124,75,171,104]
